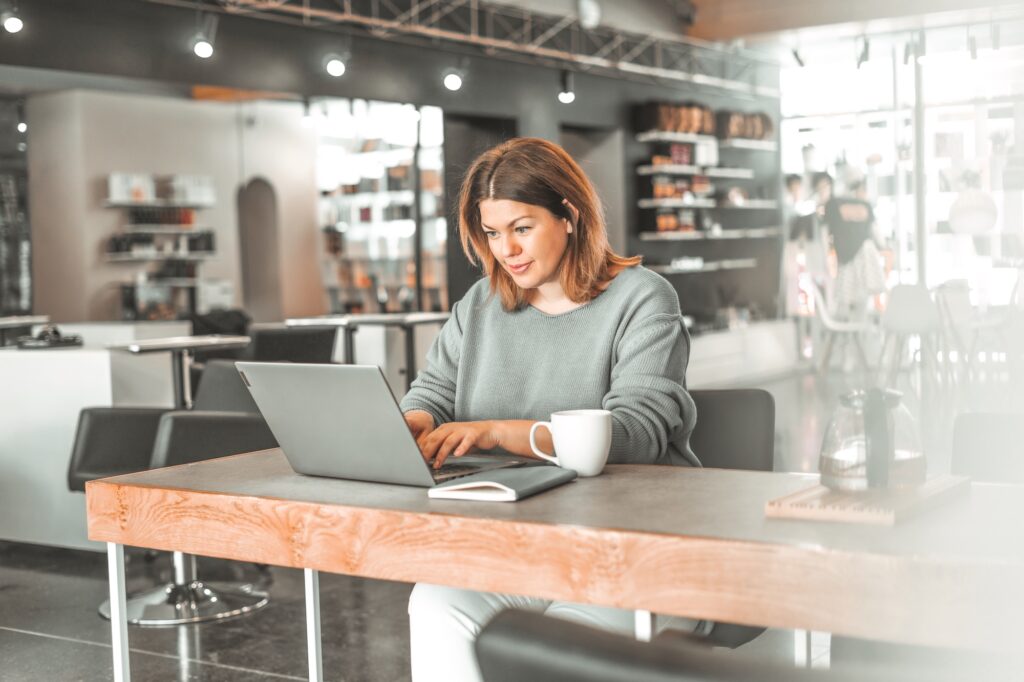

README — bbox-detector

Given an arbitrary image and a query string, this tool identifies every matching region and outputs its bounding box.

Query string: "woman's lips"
[506,261,531,274]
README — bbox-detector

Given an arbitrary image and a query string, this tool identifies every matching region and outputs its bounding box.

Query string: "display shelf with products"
[104,173,219,320]
[317,100,448,314]
[632,99,783,324]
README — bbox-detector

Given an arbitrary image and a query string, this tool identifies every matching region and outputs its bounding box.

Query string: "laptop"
[236,362,524,487]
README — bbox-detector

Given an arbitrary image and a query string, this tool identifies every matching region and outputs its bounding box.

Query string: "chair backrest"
[811,282,842,330]
[192,360,261,413]
[951,412,1024,484]
[249,326,338,363]
[689,389,774,472]
[882,285,942,334]
[475,610,865,682]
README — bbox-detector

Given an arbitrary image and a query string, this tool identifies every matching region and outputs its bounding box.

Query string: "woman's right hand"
[404,410,435,443]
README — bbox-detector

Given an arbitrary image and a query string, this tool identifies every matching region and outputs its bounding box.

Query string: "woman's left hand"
[417,421,501,468]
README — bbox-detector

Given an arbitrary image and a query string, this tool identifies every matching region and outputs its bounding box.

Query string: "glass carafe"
[819,389,925,491]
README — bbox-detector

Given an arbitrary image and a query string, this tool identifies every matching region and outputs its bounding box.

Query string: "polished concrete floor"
[1,364,1021,681]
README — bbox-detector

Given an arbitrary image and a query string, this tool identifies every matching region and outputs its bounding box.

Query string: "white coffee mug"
[529,409,612,477]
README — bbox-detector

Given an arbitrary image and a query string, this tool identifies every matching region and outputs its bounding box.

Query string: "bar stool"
[68,360,276,625]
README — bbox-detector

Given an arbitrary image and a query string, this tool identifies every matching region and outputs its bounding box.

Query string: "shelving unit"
[104,173,218,320]
[632,102,783,323]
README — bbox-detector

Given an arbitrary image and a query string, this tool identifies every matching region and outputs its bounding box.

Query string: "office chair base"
[99,580,269,626]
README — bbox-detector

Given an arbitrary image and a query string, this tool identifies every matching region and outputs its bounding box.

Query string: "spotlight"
[17,121,26,133]
[1,5,22,34]
[192,13,218,59]
[324,56,346,78]
[791,48,805,68]
[557,70,575,104]
[443,69,464,92]
[856,37,870,69]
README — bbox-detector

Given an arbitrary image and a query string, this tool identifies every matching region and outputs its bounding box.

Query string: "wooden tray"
[765,475,971,525]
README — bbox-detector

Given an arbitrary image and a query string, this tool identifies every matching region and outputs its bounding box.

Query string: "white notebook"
[428,466,578,502]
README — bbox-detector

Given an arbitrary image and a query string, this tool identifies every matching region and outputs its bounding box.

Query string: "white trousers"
[408,583,701,682]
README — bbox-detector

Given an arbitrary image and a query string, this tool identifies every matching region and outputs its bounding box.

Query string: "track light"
[1,3,22,34]
[557,71,575,104]
[856,37,869,69]
[791,48,805,68]
[443,68,464,92]
[192,12,218,59]
[324,56,346,77]
[16,121,25,133]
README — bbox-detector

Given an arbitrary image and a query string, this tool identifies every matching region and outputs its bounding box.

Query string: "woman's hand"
[418,421,501,469]
[404,410,435,442]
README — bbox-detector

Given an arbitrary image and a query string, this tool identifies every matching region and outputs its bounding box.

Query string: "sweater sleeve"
[603,311,696,464]
[398,300,464,427]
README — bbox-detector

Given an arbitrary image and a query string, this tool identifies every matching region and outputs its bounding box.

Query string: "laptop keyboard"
[433,462,480,480]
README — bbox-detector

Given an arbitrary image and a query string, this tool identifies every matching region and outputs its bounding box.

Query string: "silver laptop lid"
[236,362,436,487]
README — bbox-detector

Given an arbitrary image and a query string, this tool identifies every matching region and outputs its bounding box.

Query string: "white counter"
[0,347,175,551]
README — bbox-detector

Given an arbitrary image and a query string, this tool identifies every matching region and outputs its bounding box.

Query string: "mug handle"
[529,422,559,465]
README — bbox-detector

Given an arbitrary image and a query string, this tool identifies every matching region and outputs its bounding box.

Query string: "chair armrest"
[150,411,277,469]
[68,407,169,492]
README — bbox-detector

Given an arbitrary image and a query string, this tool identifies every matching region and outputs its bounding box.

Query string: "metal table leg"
[305,569,323,682]
[107,543,131,682]
[402,324,417,391]
[169,350,194,409]
[343,325,358,365]
[634,609,653,642]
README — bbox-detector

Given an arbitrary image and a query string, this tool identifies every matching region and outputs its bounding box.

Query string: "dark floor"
[2,365,1021,681]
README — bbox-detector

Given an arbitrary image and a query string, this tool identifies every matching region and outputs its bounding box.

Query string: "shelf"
[704,167,756,180]
[716,199,779,210]
[106,252,215,262]
[636,131,717,144]
[122,279,199,288]
[104,200,215,209]
[332,190,415,203]
[649,258,758,275]
[638,197,716,209]
[639,227,781,241]
[717,139,778,152]
[637,164,701,176]
[637,165,755,180]
[124,225,212,234]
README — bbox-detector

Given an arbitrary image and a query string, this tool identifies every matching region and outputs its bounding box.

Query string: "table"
[0,314,49,345]
[108,335,250,408]
[87,450,1024,680]
[89,450,1024,676]
[287,312,450,389]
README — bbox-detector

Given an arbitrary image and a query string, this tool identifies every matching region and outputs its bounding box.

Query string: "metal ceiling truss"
[143,0,779,98]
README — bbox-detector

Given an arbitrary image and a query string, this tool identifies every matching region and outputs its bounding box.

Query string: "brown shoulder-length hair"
[458,137,641,311]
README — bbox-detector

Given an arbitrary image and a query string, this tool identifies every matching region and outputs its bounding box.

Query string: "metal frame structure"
[141,0,779,97]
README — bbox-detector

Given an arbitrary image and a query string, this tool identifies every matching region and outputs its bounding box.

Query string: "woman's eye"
[514,226,530,234]
[484,231,498,239]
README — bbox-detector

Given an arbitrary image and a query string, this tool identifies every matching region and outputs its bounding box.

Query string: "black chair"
[951,412,1024,484]
[68,360,277,625]
[248,326,338,363]
[647,388,775,649]
[476,610,881,682]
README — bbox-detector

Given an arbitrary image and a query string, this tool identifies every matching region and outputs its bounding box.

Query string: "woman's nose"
[501,236,520,257]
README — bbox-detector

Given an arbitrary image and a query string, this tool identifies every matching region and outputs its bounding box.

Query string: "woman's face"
[478,198,571,292]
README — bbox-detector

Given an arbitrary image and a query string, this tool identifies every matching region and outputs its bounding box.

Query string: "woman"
[400,137,699,681]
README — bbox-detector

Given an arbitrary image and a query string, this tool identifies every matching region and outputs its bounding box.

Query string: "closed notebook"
[428,466,577,502]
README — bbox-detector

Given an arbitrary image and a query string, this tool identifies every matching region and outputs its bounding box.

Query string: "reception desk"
[0,323,185,550]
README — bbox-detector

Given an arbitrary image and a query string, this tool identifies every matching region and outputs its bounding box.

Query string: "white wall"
[27,90,324,322]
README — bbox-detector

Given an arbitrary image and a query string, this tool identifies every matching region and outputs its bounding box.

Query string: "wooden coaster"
[765,475,971,525]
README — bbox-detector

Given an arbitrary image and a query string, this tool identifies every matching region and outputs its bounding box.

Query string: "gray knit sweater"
[399,265,699,467]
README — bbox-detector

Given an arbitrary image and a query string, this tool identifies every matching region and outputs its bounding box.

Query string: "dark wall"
[0,0,781,317]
